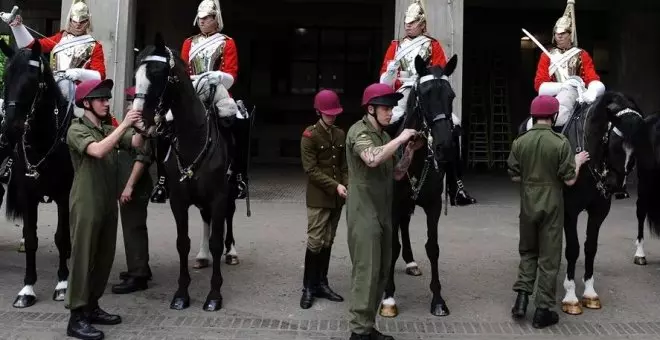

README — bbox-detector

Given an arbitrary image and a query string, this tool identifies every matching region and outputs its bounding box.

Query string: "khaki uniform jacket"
[301,119,348,208]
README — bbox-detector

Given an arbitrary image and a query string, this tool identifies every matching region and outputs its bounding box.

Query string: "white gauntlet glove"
[583,80,605,104]
[65,68,101,81]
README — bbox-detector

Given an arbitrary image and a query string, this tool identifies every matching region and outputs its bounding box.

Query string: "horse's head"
[132,33,182,137]
[0,39,51,143]
[403,54,458,164]
[589,92,645,193]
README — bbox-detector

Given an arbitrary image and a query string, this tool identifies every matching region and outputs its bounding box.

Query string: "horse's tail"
[5,173,23,221]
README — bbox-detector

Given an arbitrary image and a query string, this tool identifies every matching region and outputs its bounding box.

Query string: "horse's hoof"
[405,266,422,276]
[225,255,239,265]
[13,295,36,308]
[431,301,450,317]
[634,256,647,266]
[379,303,398,318]
[561,301,583,315]
[169,295,190,310]
[203,297,223,311]
[52,289,66,301]
[581,296,601,309]
[193,259,210,269]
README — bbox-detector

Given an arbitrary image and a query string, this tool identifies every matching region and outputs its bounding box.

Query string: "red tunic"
[533,49,600,92]
[379,36,447,90]
[180,34,239,81]
[30,31,106,80]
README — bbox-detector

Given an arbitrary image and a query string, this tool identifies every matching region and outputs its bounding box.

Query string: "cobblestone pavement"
[0,167,659,339]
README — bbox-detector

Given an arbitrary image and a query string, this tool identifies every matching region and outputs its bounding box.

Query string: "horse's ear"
[30,39,42,58]
[444,55,458,77]
[0,38,14,58]
[154,33,165,52]
[415,55,428,76]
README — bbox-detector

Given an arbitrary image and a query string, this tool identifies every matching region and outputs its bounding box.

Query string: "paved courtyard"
[0,166,659,339]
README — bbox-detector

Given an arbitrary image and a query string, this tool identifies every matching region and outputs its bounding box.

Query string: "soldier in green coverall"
[508,95,589,329]
[345,83,423,340]
[65,79,145,340]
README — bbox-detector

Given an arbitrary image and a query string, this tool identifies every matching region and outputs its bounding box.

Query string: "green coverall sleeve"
[352,132,375,156]
[67,123,97,155]
[119,129,135,150]
[507,139,521,178]
[133,139,153,166]
[557,139,577,181]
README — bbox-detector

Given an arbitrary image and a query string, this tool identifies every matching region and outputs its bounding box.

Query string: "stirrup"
[0,157,13,183]
[149,176,168,203]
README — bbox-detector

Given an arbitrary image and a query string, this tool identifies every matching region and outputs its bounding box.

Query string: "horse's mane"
[4,49,62,105]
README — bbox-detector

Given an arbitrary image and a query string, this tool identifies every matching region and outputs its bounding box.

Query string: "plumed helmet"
[193,0,224,31]
[553,0,578,46]
[404,0,426,24]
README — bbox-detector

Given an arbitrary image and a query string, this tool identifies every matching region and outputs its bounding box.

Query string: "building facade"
[2,0,659,167]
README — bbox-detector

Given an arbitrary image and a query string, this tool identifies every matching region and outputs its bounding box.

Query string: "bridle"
[134,48,216,183]
[4,57,73,180]
[405,72,454,209]
[565,104,642,198]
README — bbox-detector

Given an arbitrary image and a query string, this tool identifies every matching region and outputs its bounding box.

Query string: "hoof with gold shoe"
[405,263,422,276]
[581,296,601,309]
[193,258,210,269]
[561,301,583,315]
[379,299,398,318]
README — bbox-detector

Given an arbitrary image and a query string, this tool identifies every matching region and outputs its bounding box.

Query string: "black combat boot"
[87,304,122,325]
[511,291,529,319]
[112,277,148,294]
[67,308,104,340]
[532,308,559,329]
[300,248,319,309]
[120,266,153,281]
[314,247,343,302]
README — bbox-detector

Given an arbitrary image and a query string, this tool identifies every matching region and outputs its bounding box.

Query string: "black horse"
[0,39,74,308]
[132,34,229,311]
[518,91,644,315]
[379,55,458,318]
[629,111,660,265]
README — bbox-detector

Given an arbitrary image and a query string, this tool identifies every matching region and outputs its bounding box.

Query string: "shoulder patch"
[303,130,313,138]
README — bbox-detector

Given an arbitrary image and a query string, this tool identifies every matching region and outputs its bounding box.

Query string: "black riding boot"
[453,179,477,206]
[300,248,319,309]
[67,308,104,340]
[315,247,343,302]
[614,184,630,200]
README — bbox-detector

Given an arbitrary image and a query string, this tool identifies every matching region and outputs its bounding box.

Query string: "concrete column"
[394,0,464,121]
[60,0,136,118]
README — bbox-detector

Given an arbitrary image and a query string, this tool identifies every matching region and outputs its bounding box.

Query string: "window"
[285,27,377,96]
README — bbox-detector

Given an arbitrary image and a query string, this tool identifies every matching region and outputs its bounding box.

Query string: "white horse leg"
[582,276,601,309]
[634,239,647,265]
[13,285,37,308]
[194,222,211,268]
[52,280,67,301]
[379,297,398,318]
[561,276,582,315]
